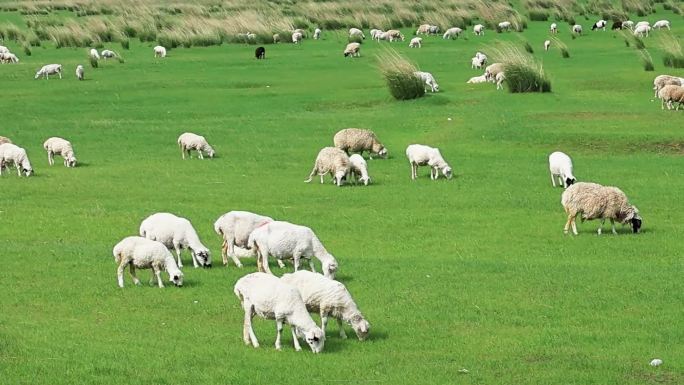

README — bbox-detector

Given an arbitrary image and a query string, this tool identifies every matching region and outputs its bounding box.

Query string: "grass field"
[1,6,683,385]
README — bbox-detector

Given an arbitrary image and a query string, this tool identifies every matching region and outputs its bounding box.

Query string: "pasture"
[1,6,683,385]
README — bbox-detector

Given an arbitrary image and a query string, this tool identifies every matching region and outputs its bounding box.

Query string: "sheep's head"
[344,51,351,57]
[351,316,371,341]
[195,249,212,268]
[442,166,453,179]
[565,177,575,187]
[630,207,642,233]
[360,175,370,186]
[323,260,338,279]
[205,146,215,158]
[373,144,388,158]
[170,271,184,287]
[304,328,325,353]
[34,71,41,79]
[67,156,77,168]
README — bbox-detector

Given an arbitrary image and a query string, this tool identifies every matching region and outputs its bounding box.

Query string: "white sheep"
[304,147,351,187]
[591,20,607,31]
[443,27,462,39]
[466,74,488,84]
[154,45,167,58]
[653,20,670,30]
[139,212,212,269]
[495,72,506,90]
[550,23,558,33]
[548,151,576,188]
[572,24,583,34]
[348,154,370,185]
[370,29,383,40]
[471,57,484,69]
[653,74,683,98]
[313,28,321,39]
[634,24,651,37]
[34,64,62,80]
[76,65,84,80]
[177,132,215,159]
[101,49,116,59]
[0,143,33,177]
[292,32,303,44]
[234,272,325,352]
[414,71,439,92]
[544,40,551,51]
[273,33,280,43]
[498,21,512,31]
[409,37,422,48]
[349,28,365,40]
[416,24,430,35]
[428,25,439,34]
[0,52,18,63]
[473,24,484,36]
[343,42,361,57]
[113,236,183,288]
[333,128,387,159]
[383,30,404,42]
[0,45,8,53]
[406,144,452,180]
[281,270,370,340]
[635,21,650,29]
[657,85,684,110]
[485,62,504,81]
[214,210,274,268]
[247,221,339,279]
[622,20,634,30]
[43,137,77,167]
[89,48,100,60]
[561,182,642,235]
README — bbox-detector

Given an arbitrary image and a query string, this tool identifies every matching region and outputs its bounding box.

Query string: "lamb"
[657,85,684,110]
[113,236,184,288]
[234,272,325,352]
[333,128,388,159]
[101,49,116,59]
[348,154,370,185]
[255,46,265,59]
[213,210,274,268]
[561,182,642,235]
[43,137,77,168]
[34,64,62,80]
[0,143,33,177]
[343,42,361,57]
[304,147,350,187]
[273,33,280,43]
[498,21,511,32]
[548,151,576,188]
[0,136,10,145]
[281,270,370,340]
[634,24,651,37]
[442,27,462,39]
[484,62,504,81]
[466,74,488,84]
[154,45,167,58]
[89,48,100,60]
[544,40,551,51]
[349,28,365,40]
[653,74,683,98]
[406,144,452,180]
[247,221,339,279]
[653,20,670,30]
[177,132,215,159]
[622,20,634,30]
[474,24,485,36]
[292,32,303,44]
[471,57,485,69]
[76,65,84,80]
[409,37,422,48]
[495,72,506,90]
[572,24,582,34]
[414,71,439,92]
[591,20,607,31]
[550,23,558,33]
[313,28,321,39]
[139,212,212,269]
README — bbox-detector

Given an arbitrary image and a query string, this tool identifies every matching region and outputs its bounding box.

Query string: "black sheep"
[255,46,265,60]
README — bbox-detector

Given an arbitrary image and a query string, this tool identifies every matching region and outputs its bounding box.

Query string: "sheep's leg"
[47,151,54,166]
[198,151,204,160]
[261,252,273,275]
[308,258,316,272]
[229,241,243,268]
[610,219,617,235]
[276,259,286,269]
[181,146,185,159]
[291,327,302,351]
[191,251,200,268]
[275,319,284,351]
[129,264,141,285]
[337,318,348,339]
[564,214,573,234]
[571,216,578,235]
[551,173,556,187]
[58,71,62,79]
[154,267,164,288]
[255,249,263,272]
[597,219,604,235]
[243,303,259,347]
[117,260,127,288]
[293,255,300,272]
[221,239,229,266]
[174,245,183,268]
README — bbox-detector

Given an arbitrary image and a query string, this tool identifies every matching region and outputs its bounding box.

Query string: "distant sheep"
[349,28,365,40]
[485,62,504,81]
[406,144,452,180]
[409,37,422,48]
[495,72,506,90]
[550,23,558,33]
[466,74,488,84]
[428,25,439,34]
[548,151,576,188]
[43,137,77,168]
[591,20,607,31]
[653,74,683,98]
[255,46,265,59]
[474,24,485,36]
[622,21,634,30]
[544,40,551,51]
[333,128,388,159]
[384,30,405,42]
[113,236,183,288]
[653,20,670,30]
[611,21,623,30]
[304,147,350,186]
[633,24,651,37]
[101,49,116,59]
[0,45,8,53]
[416,24,430,35]
[214,210,273,268]
[89,48,100,60]
[177,132,215,159]
[0,143,33,177]
[139,212,212,269]
[442,27,462,39]
[414,71,439,92]
[76,65,84,80]
[0,52,18,63]
[348,154,370,185]
[34,64,62,80]
[154,46,167,58]
[370,29,383,40]
[343,42,361,57]
[657,85,684,110]
[498,21,512,32]
[561,182,642,235]
[313,28,321,39]
[471,52,487,69]
[273,34,280,43]
[572,24,582,34]
[292,32,303,44]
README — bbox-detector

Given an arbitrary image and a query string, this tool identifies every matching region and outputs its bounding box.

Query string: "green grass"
[1,7,683,385]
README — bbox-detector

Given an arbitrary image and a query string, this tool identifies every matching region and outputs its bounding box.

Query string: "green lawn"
[0,8,682,385]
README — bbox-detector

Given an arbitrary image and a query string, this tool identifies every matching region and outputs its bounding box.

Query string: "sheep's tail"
[304,166,317,183]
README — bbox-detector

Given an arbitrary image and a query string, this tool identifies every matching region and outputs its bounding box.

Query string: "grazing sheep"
[273,33,280,43]
[304,147,350,187]
[247,221,339,279]
[101,49,116,59]
[75,65,84,80]
[293,29,306,38]
[591,20,607,31]
[653,74,683,98]
[550,23,558,34]
[281,270,370,340]
[385,30,405,42]
[139,212,212,269]
[414,71,440,92]
[214,210,274,268]
[34,64,62,80]
[0,136,11,145]
[0,52,18,63]
[0,143,32,177]
[474,24,485,36]
[561,182,642,235]
[635,21,650,29]
[634,24,651,37]
[349,28,365,39]
[292,32,303,44]
[313,28,321,39]
[485,62,504,81]
[255,46,265,59]
[416,24,430,35]
[471,52,487,69]
[333,128,388,159]
[177,132,215,159]
[43,137,77,168]
[154,46,167,58]
[544,40,551,51]
[653,20,670,30]
[409,37,422,48]
[113,236,184,288]
[370,29,383,40]
[89,48,100,60]
[657,85,684,110]
[611,21,623,30]
[234,272,325,352]
[348,154,370,185]
[495,72,506,90]
[428,25,439,34]
[406,144,452,180]
[572,24,583,34]
[343,42,361,57]
[0,45,8,53]
[466,74,488,84]
[498,21,512,32]
[622,20,634,30]
[442,27,462,39]
[548,151,576,188]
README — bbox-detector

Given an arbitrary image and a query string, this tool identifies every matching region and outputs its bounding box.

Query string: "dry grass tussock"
[489,42,551,93]
[377,48,425,100]
[658,33,684,69]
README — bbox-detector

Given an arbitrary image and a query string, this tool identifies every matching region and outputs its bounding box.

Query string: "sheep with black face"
[255,46,265,59]
[561,182,642,235]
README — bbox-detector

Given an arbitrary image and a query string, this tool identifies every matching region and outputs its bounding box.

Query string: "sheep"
[591,20,607,31]
[495,72,506,90]
[409,37,422,48]
[177,132,215,159]
[550,23,558,34]
[0,143,32,177]
[101,49,116,59]
[214,211,274,268]
[234,272,325,352]
[34,64,62,80]
[414,71,439,92]
[635,21,650,29]
[153,45,167,58]
[475,51,487,64]
[484,62,504,81]
[548,151,576,188]
[113,236,184,288]
[333,128,388,159]
[0,52,18,63]
[406,144,452,180]
[349,28,365,40]
[304,147,350,187]
[498,21,512,32]
[428,25,440,34]
[634,24,651,37]
[255,46,265,59]
[89,48,100,60]
[416,24,430,35]
[281,270,370,340]
[572,24,583,34]
[385,30,405,42]
[653,74,683,98]
[43,137,77,168]
[313,28,321,39]
[292,32,303,44]
[561,182,642,235]
[442,27,462,39]
[653,20,670,30]
[247,221,339,279]
[0,136,11,145]
[466,74,488,84]
[139,212,212,269]
[668,88,684,111]
[293,29,306,38]
[237,32,256,42]
[622,20,634,30]
[473,24,485,36]
[370,29,383,40]
[657,85,684,110]
[273,33,280,43]
[611,21,623,30]
[471,52,487,69]
[343,42,361,57]
[348,154,370,185]
[75,65,84,80]
[0,45,7,53]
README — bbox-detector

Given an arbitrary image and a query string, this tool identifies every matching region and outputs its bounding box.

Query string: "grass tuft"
[550,36,570,58]
[637,49,654,71]
[377,49,425,100]
[490,43,551,93]
[659,33,684,68]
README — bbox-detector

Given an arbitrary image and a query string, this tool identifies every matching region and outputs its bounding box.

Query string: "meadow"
[0,4,683,385]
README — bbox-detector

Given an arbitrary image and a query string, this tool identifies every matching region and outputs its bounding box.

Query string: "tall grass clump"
[528,8,549,21]
[659,34,684,68]
[120,38,130,50]
[22,43,31,56]
[377,49,425,101]
[550,36,569,58]
[637,49,654,71]
[490,43,551,93]
[621,0,655,16]
[523,41,534,54]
